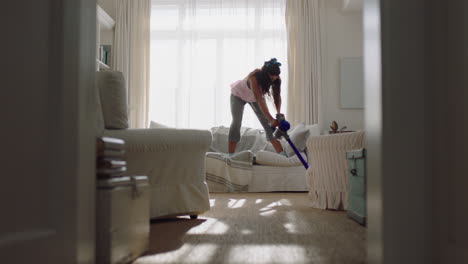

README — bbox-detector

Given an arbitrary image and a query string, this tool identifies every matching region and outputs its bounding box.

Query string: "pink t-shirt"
[230,79,256,102]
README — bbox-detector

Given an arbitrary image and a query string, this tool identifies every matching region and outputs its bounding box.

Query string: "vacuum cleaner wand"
[273,114,309,169]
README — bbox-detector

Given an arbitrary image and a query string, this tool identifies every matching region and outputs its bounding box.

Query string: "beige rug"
[133,193,366,264]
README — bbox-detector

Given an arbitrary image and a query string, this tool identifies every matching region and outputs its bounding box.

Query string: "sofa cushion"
[284,123,310,157]
[209,126,269,154]
[306,124,320,137]
[149,120,169,128]
[96,71,129,129]
[255,150,304,167]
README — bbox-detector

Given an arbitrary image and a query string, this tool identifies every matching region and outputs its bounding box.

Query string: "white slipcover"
[306,131,365,210]
[204,124,318,193]
[104,128,212,218]
[96,71,212,219]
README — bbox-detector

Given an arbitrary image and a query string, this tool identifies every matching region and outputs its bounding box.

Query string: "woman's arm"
[275,97,281,113]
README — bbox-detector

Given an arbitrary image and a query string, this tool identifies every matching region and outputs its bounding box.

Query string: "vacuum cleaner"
[272,114,309,169]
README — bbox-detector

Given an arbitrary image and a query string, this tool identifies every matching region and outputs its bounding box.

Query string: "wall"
[319,0,364,132]
[98,0,116,19]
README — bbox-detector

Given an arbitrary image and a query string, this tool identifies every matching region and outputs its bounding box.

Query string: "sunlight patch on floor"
[284,211,299,233]
[283,222,298,234]
[279,198,292,206]
[228,198,246,208]
[262,201,281,209]
[134,193,366,264]
[136,243,219,264]
[240,229,253,234]
[209,199,216,207]
[259,209,277,216]
[228,245,308,264]
[186,217,229,235]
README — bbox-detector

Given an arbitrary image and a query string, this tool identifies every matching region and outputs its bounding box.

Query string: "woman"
[228,58,286,156]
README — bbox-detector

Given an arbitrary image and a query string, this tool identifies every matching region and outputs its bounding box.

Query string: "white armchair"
[96,71,212,219]
[306,131,365,210]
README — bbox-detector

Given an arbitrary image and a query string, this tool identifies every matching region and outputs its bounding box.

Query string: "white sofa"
[205,124,320,192]
[96,71,212,219]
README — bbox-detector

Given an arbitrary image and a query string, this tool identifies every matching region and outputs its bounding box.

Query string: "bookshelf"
[96,5,115,71]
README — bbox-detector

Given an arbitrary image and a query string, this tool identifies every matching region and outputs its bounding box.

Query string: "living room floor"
[133,193,366,264]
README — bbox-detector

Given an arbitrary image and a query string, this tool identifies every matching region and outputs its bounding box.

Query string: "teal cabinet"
[346,148,366,225]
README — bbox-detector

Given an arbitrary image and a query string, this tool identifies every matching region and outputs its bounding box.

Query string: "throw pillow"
[209,126,269,154]
[149,120,170,128]
[284,123,310,157]
[306,124,320,137]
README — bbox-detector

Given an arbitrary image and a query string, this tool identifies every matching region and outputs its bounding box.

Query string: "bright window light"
[151,6,179,30]
[150,0,287,129]
[183,8,255,30]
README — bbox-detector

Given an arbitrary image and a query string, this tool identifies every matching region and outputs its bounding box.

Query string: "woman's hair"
[262,58,281,76]
[249,58,282,106]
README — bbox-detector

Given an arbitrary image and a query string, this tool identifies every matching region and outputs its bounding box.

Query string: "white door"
[0,0,96,263]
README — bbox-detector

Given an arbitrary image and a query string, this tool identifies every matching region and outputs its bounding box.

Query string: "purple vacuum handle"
[286,138,309,169]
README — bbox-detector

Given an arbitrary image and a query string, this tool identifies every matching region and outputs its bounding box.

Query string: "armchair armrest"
[102,127,212,184]
[103,128,212,153]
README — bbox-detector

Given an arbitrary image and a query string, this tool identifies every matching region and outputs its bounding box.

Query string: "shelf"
[97,59,110,70]
[96,5,114,71]
[97,5,115,30]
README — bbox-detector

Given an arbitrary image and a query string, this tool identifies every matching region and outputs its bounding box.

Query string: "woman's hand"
[270,119,279,128]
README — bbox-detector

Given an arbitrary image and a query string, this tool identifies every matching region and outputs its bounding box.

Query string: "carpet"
[133,193,366,264]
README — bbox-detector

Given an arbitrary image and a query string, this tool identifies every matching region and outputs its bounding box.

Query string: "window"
[150,0,287,129]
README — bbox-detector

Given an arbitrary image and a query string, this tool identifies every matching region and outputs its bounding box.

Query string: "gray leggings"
[229,94,274,142]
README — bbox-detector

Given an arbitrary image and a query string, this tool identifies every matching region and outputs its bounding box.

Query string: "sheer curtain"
[285,0,321,126]
[150,0,287,130]
[113,0,151,128]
